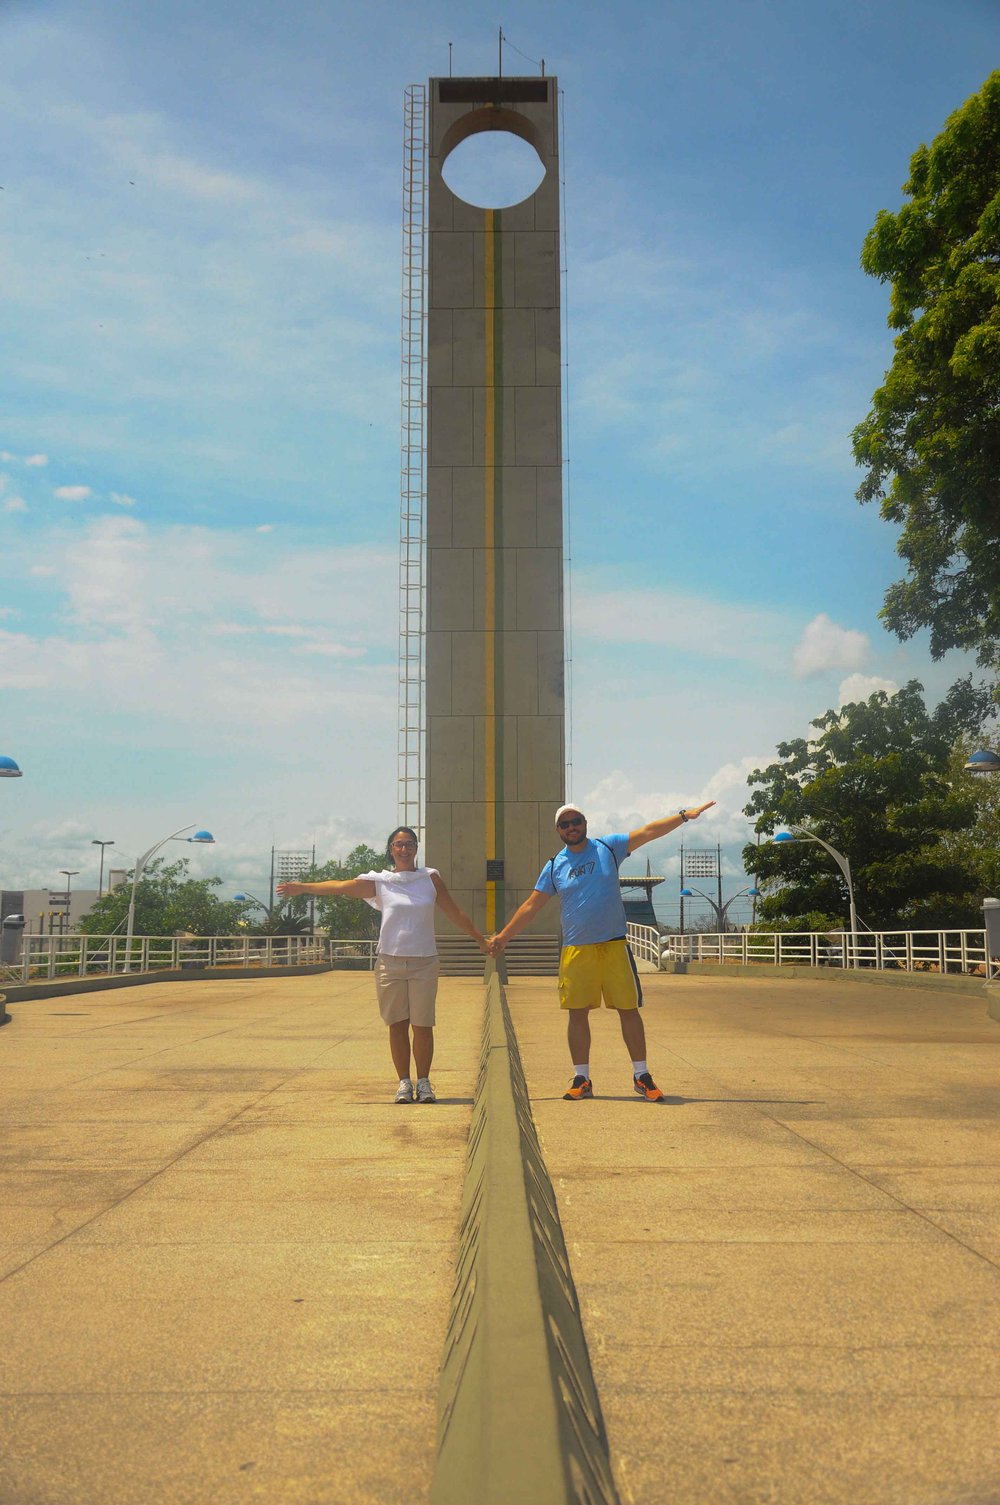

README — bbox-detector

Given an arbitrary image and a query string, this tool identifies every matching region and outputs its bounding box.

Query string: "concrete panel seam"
[431,964,620,1504]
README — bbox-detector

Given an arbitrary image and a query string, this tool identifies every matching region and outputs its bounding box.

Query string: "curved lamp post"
[774,826,857,966]
[124,826,215,972]
[680,884,760,932]
[0,756,23,778]
[233,891,267,909]
[964,748,1000,775]
[233,891,274,921]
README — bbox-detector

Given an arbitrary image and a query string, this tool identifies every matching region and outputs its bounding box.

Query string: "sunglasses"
[557,816,584,829]
[391,840,417,849]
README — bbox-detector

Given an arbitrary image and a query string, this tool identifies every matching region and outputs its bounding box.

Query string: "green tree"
[309,843,384,941]
[743,679,992,930]
[938,735,1000,899]
[79,858,247,937]
[852,72,1000,675]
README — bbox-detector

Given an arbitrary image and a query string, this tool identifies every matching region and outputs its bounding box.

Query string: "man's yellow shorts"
[558,938,643,1011]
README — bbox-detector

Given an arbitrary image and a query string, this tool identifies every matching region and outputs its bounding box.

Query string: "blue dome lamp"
[0,755,23,778]
[964,748,1000,775]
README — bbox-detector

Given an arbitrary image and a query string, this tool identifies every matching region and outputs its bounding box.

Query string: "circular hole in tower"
[441,129,546,209]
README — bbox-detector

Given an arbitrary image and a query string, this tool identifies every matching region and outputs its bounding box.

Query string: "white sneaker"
[394,1078,415,1103]
[415,1077,436,1103]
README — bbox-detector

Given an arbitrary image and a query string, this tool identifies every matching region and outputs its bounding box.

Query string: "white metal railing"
[1,934,379,984]
[627,924,663,967]
[628,924,993,978]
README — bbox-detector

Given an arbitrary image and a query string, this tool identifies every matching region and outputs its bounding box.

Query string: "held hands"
[485,934,506,957]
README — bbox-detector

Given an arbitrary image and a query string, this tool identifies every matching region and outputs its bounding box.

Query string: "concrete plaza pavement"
[0,973,482,1505]
[506,971,1000,1505]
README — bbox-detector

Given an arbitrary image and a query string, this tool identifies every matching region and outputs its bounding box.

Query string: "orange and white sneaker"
[633,1070,664,1102]
[563,1074,593,1100]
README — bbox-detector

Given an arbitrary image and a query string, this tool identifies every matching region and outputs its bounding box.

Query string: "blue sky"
[1,0,996,924]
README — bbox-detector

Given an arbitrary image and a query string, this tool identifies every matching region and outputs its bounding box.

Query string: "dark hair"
[386,826,419,865]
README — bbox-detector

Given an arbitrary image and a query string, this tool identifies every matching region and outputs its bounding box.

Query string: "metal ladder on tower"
[398,83,427,841]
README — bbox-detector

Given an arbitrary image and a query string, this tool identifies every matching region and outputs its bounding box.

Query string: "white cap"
[554,804,585,824]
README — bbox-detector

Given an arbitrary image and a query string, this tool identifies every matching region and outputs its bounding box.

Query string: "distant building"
[620,869,666,929]
[1,888,101,933]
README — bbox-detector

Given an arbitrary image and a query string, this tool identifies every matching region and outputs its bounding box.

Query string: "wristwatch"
[677,808,689,822]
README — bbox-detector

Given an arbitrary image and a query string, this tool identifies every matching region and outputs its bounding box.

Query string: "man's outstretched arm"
[488,889,552,954]
[628,800,715,854]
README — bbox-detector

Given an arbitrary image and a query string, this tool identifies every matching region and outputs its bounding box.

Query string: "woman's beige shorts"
[374,953,440,1027]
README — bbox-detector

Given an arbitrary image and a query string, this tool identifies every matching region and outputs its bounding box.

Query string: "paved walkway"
[506,972,1000,1505]
[0,974,482,1505]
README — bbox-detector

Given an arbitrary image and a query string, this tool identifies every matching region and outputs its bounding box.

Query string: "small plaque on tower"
[486,860,505,882]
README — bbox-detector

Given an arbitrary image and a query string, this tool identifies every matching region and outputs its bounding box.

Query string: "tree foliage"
[79,858,247,937]
[307,843,385,941]
[938,735,1000,900]
[743,679,993,930]
[852,72,1000,673]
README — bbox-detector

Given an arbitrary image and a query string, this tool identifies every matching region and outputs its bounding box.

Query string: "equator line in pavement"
[431,963,620,1505]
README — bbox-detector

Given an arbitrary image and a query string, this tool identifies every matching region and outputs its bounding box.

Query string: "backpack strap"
[594,837,620,871]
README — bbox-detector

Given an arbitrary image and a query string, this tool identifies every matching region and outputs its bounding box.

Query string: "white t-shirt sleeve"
[356,869,391,911]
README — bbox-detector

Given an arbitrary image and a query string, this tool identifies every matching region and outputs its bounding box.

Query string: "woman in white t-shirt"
[277,827,485,1103]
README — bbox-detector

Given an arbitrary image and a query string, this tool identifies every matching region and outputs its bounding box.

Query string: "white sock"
[573,1064,589,1078]
[632,1060,648,1077]
[417,1076,430,1085]
[399,1077,413,1087]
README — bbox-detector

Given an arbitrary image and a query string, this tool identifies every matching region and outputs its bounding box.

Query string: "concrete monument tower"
[424,75,564,936]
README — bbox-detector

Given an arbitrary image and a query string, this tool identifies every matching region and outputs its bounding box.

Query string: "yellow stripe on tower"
[483,208,497,932]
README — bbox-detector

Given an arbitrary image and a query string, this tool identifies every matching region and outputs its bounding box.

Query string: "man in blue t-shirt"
[489,799,714,1101]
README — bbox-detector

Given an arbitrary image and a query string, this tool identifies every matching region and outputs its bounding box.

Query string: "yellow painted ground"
[0,973,482,1505]
[506,971,1000,1505]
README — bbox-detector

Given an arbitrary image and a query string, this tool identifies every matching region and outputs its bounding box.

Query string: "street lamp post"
[774,826,858,967]
[124,827,215,972]
[91,839,115,897]
[59,870,80,934]
[680,885,760,932]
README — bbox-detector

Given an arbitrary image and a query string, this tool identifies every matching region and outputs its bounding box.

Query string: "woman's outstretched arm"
[430,873,488,951]
[276,878,377,900]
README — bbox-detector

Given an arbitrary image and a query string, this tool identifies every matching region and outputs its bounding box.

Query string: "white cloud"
[0,452,14,463]
[25,454,49,467]
[298,641,366,658]
[837,673,900,706]
[29,565,57,577]
[580,760,763,866]
[54,485,93,502]
[256,523,274,533]
[792,613,869,677]
[575,582,791,668]
[1,517,397,743]
[3,496,28,513]
[109,491,136,507]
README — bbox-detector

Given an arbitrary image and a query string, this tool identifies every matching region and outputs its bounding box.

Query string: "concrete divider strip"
[431,965,620,1505]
